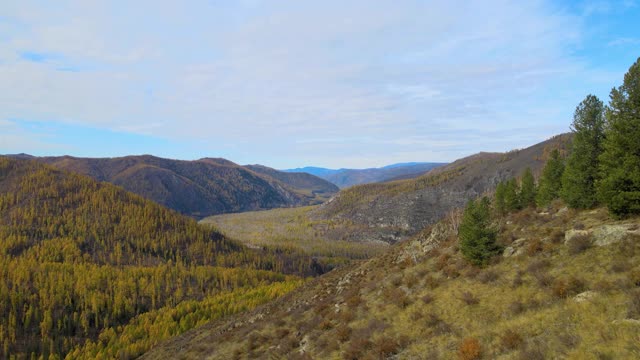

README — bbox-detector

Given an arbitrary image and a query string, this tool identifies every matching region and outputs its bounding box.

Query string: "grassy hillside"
[141,202,640,359]
[0,158,318,359]
[19,155,338,219]
[314,134,572,242]
[201,206,388,267]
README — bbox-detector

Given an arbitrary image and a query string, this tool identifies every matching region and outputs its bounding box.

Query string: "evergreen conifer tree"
[504,178,521,212]
[536,149,565,207]
[561,95,605,209]
[598,57,640,217]
[459,197,501,266]
[494,181,507,216]
[520,168,537,208]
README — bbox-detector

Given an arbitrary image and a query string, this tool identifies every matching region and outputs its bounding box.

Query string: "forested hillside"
[16,155,338,219]
[0,158,318,359]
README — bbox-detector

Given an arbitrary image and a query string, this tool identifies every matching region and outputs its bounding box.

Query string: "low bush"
[567,234,592,255]
[458,337,482,360]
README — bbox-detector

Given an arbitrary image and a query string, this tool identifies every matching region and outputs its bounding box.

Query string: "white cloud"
[0,0,608,167]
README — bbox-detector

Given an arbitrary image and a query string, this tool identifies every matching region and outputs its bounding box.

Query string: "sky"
[1,1,639,169]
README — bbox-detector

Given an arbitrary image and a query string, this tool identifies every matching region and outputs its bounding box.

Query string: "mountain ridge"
[5,154,339,219]
[284,162,447,188]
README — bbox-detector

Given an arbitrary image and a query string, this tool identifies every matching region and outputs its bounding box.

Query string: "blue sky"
[1,1,639,168]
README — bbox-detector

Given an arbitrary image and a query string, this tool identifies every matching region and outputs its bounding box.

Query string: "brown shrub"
[526,239,544,256]
[518,347,545,360]
[373,336,399,357]
[527,259,550,273]
[558,333,581,349]
[425,313,452,335]
[319,319,333,330]
[512,273,524,288]
[390,274,403,287]
[436,254,451,271]
[551,277,586,299]
[425,275,441,289]
[533,271,555,288]
[628,289,640,319]
[500,329,524,351]
[460,291,480,305]
[421,293,435,304]
[573,222,585,230]
[567,234,593,255]
[478,270,499,284]
[550,229,565,244]
[443,265,460,278]
[508,301,526,315]
[336,325,351,343]
[342,337,371,360]
[465,265,481,279]
[458,337,482,360]
[629,269,640,287]
[593,279,615,293]
[346,293,362,308]
[610,259,631,273]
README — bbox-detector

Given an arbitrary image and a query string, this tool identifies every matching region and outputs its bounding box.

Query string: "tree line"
[460,56,640,265]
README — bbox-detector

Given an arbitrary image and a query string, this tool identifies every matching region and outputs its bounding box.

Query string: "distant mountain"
[284,162,447,188]
[9,155,338,218]
[313,134,572,243]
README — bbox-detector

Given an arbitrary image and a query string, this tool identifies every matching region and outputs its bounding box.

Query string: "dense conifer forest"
[0,158,317,359]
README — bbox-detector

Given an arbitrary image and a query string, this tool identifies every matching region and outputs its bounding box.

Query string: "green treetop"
[597,57,640,217]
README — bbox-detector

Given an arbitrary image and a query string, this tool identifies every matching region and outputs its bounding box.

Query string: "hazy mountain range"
[284,162,447,188]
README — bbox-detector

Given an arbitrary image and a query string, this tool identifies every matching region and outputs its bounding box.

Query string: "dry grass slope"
[144,202,640,359]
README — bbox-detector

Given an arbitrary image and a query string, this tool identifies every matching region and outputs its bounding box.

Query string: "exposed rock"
[592,224,638,246]
[573,291,598,303]
[503,238,527,257]
[503,247,516,258]
[564,229,591,245]
[612,319,640,326]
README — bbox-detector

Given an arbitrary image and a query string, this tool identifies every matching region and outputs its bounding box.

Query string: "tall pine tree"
[459,197,501,266]
[561,95,605,209]
[598,57,640,217]
[536,149,565,207]
[520,168,537,208]
[494,181,507,216]
[504,178,521,212]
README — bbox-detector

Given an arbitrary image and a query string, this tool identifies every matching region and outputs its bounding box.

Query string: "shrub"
[508,301,526,315]
[458,337,482,360]
[551,277,586,299]
[460,291,480,305]
[567,234,593,255]
[628,289,640,319]
[336,325,351,343]
[478,269,499,283]
[525,239,544,256]
[373,336,399,358]
[421,293,435,304]
[500,329,524,351]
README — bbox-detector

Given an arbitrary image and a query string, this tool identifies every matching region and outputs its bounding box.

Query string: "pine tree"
[494,181,507,216]
[598,57,640,217]
[504,178,521,212]
[459,197,501,266]
[561,95,605,209]
[536,149,565,207]
[519,168,537,208]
